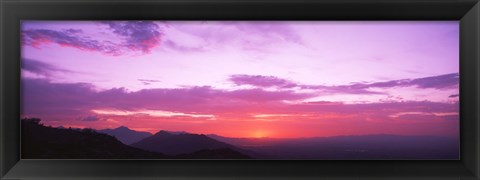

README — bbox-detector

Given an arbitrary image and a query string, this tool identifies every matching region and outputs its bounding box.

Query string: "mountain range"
[21,118,459,160]
[21,118,251,159]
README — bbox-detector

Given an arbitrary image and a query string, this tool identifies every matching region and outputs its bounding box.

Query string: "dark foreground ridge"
[21,118,251,159]
[21,118,457,160]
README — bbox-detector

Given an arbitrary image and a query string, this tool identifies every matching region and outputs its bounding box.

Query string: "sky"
[21,21,459,138]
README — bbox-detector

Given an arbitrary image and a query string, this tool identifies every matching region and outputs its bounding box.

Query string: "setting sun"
[251,130,269,138]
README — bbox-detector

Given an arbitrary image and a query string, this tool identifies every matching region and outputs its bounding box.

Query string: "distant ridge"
[132,130,244,156]
[97,126,152,145]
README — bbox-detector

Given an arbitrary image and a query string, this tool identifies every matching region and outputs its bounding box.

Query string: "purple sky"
[21,21,459,138]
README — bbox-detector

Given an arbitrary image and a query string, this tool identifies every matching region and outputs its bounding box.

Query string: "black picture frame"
[1,0,479,179]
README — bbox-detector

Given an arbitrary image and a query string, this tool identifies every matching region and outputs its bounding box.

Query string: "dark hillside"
[21,118,167,159]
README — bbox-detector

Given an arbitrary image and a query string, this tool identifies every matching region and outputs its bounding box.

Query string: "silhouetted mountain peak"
[153,130,191,135]
[154,130,174,136]
[116,126,129,130]
[168,130,189,135]
[132,131,239,155]
[97,126,152,145]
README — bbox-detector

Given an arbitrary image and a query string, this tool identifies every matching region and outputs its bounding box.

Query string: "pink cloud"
[230,73,459,95]
[162,40,206,53]
[22,21,163,56]
[346,73,459,90]
[225,88,313,102]
[22,29,122,56]
[22,78,458,123]
[22,58,73,76]
[229,74,297,88]
[233,22,303,44]
[101,21,162,53]
[22,79,313,116]
[137,79,161,85]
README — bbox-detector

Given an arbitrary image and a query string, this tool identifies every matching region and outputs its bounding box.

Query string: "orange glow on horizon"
[33,110,459,139]
[250,130,269,138]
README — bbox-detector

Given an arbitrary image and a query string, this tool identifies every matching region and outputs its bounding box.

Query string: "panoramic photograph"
[20,21,459,159]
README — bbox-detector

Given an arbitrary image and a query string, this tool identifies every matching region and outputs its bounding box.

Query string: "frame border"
[1,0,479,179]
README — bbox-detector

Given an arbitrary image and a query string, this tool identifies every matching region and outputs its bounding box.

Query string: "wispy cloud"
[449,94,459,98]
[79,115,105,121]
[229,73,459,95]
[229,74,297,88]
[349,73,459,90]
[162,40,205,53]
[168,21,304,54]
[22,58,73,76]
[234,22,303,44]
[92,109,216,120]
[101,21,162,53]
[22,78,314,118]
[22,29,121,56]
[22,21,163,56]
[138,79,161,85]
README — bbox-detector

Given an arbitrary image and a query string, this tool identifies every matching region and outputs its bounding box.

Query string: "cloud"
[138,79,161,85]
[22,21,163,55]
[389,112,458,122]
[288,101,457,116]
[229,74,297,88]
[101,21,162,53]
[355,73,459,90]
[22,58,72,76]
[449,94,459,98]
[22,78,458,117]
[229,73,459,95]
[163,40,205,53]
[234,22,303,44]
[21,78,315,119]
[64,29,83,34]
[226,88,313,102]
[168,21,303,54]
[92,109,215,120]
[22,29,121,56]
[80,115,103,121]
[319,85,385,95]
[21,78,98,121]
[309,73,459,95]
